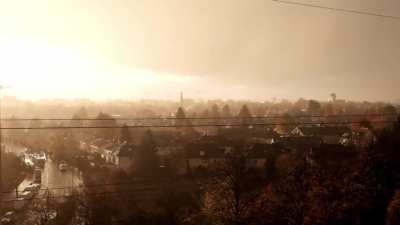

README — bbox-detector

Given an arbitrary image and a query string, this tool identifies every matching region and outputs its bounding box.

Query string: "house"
[156,145,183,168]
[185,144,227,172]
[184,141,289,173]
[291,126,351,144]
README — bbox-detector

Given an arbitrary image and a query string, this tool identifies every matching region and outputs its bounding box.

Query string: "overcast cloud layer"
[1,0,400,101]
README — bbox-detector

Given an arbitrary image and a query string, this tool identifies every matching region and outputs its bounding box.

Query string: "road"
[41,158,83,197]
[2,144,83,202]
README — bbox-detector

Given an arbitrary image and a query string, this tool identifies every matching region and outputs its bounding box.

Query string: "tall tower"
[330,93,337,102]
[180,91,184,108]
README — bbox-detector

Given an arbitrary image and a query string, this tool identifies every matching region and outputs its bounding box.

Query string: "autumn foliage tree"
[203,149,261,225]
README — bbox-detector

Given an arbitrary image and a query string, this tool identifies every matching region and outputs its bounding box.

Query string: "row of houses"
[80,124,373,175]
[184,124,372,172]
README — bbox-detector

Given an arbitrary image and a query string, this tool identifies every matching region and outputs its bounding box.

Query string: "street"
[2,144,83,202]
[41,158,83,197]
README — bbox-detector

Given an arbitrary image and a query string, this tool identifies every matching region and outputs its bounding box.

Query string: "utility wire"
[1,188,164,203]
[2,179,187,194]
[0,113,397,121]
[272,0,400,20]
[0,120,396,130]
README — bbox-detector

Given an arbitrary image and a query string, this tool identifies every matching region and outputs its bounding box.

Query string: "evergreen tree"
[70,106,88,127]
[238,105,252,125]
[120,124,132,144]
[176,107,186,119]
[222,104,232,118]
[175,107,187,127]
[307,100,321,115]
[211,104,221,125]
[93,112,117,140]
[211,104,220,118]
[136,130,159,177]
[238,105,252,118]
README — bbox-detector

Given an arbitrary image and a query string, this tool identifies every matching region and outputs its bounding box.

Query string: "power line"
[0,113,397,121]
[0,120,396,130]
[272,0,400,20]
[1,188,163,203]
[1,179,183,194]
[2,181,197,202]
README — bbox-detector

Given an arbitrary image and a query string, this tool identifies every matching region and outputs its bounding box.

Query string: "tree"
[1,152,26,192]
[378,105,398,125]
[211,104,220,118]
[93,112,117,140]
[355,118,400,224]
[238,105,251,118]
[175,107,195,135]
[308,100,321,115]
[176,107,187,126]
[157,186,200,225]
[238,105,252,125]
[255,161,309,225]
[360,119,373,130]
[70,107,88,127]
[136,130,159,177]
[176,107,186,119]
[203,149,260,225]
[275,113,296,135]
[221,105,232,118]
[386,191,400,225]
[50,132,80,163]
[120,124,132,144]
[379,105,397,115]
[211,104,221,124]
[201,109,210,118]
[74,190,113,225]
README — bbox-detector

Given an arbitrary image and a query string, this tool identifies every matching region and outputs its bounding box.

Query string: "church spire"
[180,91,184,108]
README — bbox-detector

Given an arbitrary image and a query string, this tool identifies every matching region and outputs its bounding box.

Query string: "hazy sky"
[1,0,400,101]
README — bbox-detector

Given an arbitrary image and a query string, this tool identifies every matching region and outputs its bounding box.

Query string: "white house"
[291,126,351,145]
